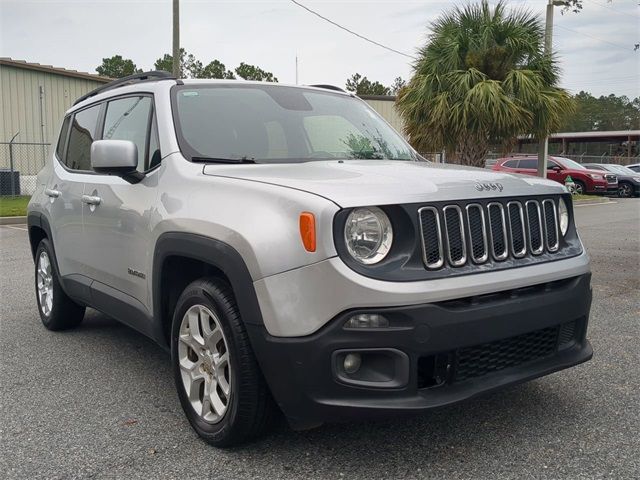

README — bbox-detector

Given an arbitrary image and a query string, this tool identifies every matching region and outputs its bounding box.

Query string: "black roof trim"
[309,84,347,93]
[73,70,175,106]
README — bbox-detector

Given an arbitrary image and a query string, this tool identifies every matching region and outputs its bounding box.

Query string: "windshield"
[172,84,415,163]
[555,157,586,170]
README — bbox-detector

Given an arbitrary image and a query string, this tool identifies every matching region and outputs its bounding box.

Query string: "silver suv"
[27,72,593,447]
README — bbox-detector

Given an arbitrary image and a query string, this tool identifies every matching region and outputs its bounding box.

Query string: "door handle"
[45,188,60,198]
[81,195,102,206]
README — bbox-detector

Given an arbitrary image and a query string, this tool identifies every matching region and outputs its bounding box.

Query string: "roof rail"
[73,70,175,106]
[309,84,347,93]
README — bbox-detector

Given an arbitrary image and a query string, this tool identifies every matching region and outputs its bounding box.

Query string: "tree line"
[95,0,638,167]
[96,50,278,82]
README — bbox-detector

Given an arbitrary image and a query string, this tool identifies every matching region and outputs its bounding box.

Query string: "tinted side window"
[56,116,71,160]
[103,96,152,172]
[547,160,560,169]
[518,159,538,169]
[66,105,100,171]
[502,159,518,168]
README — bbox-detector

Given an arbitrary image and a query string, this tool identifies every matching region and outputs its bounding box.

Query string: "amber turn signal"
[299,212,316,252]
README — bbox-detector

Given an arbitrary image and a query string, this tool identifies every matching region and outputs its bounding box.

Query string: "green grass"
[572,194,602,202]
[0,195,30,217]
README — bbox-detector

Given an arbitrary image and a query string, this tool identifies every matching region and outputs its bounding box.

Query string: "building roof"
[358,94,397,101]
[519,130,640,142]
[0,57,112,83]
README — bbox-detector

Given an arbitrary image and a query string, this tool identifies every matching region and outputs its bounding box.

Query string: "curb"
[573,197,612,206]
[0,216,27,225]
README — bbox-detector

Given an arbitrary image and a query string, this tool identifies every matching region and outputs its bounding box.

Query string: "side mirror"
[91,140,144,184]
[551,165,562,172]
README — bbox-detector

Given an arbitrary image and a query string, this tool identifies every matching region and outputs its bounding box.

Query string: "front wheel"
[171,278,275,447]
[573,180,586,195]
[618,182,633,198]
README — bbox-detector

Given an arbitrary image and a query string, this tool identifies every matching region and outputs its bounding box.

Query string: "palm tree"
[397,1,574,167]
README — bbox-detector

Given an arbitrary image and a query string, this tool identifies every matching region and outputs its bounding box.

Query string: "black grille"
[526,202,543,253]
[419,208,442,267]
[508,203,526,255]
[467,205,487,262]
[454,326,559,382]
[444,207,465,264]
[488,204,507,259]
[543,200,559,251]
[419,197,563,270]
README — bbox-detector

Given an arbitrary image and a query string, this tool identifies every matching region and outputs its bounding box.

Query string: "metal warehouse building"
[0,58,110,194]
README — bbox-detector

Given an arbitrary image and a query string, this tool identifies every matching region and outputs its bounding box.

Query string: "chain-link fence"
[0,142,49,197]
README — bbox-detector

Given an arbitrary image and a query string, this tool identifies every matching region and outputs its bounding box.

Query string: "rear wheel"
[171,277,275,447]
[34,239,85,330]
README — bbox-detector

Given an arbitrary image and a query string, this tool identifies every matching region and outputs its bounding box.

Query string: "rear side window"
[102,96,153,172]
[56,116,71,160]
[66,105,100,171]
[502,159,519,168]
[518,159,538,169]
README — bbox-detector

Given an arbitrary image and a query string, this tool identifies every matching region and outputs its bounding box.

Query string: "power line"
[554,24,636,52]
[290,0,417,60]
[582,0,640,19]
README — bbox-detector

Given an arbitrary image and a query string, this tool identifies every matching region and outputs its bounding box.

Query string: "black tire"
[171,277,275,447]
[618,182,633,198]
[34,238,85,331]
[573,180,586,195]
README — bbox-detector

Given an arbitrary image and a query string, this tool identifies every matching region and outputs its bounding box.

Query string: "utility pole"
[172,0,180,77]
[537,0,555,178]
[537,1,570,178]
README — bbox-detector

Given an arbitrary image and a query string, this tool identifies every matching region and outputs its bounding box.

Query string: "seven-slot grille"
[419,198,561,269]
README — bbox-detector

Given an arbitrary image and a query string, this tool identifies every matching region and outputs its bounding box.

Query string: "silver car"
[27,72,593,447]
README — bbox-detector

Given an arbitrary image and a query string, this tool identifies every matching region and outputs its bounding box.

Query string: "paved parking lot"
[1,199,638,480]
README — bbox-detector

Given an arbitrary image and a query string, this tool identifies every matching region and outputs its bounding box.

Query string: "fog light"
[343,353,362,374]
[344,314,389,329]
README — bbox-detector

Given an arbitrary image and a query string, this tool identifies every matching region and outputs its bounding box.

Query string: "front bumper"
[248,273,592,429]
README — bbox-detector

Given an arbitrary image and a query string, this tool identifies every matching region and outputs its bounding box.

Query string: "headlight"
[588,174,603,180]
[558,197,569,236]
[344,207,393,264]
[633,177,640,183]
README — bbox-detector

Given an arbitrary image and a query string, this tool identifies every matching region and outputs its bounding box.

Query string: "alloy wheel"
[178,304,232,423]
[36,251,53,316]
[619,184,632,198]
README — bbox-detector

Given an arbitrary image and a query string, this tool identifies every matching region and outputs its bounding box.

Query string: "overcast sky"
[1,0,638,98]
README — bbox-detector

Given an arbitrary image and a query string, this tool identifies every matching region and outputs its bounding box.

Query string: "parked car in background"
[492,156,618,195]
[583,163,640,198]
[626,163,640,173]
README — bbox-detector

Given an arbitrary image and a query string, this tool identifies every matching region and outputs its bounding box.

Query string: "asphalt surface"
[1,199,639,480]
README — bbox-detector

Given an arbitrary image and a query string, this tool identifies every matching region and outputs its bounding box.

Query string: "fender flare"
[152,232,265,336]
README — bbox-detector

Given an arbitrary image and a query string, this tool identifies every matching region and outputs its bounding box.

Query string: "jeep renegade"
[27,71,593,447]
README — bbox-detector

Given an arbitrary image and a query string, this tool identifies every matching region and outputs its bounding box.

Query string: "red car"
[492,156,618,195]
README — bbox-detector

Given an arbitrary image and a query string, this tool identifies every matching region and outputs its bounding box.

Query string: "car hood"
[202,160,566,207]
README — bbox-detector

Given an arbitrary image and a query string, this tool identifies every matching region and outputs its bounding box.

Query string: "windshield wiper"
[191,156,256,164]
